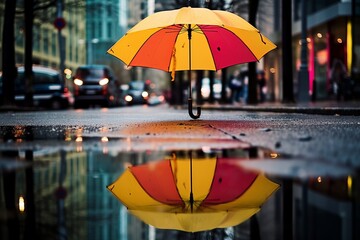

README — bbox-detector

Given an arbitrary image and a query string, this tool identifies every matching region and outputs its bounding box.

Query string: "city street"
[0,104,359,169]
[1,0,359,238]
[0,104,359,240]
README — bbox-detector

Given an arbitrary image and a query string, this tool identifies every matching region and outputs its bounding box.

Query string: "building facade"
[0,0,128,83]
[85,0,126,66]
[0,1,87,73]
[293,0,359,100]
[267,0,360,102]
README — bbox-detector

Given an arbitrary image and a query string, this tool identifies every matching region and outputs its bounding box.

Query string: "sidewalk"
[201,100,360,116]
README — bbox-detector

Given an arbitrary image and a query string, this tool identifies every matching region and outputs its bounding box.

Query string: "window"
[43,29,49,54]
[33,72,60,84]
[52,32,57,56]
[107,21,112,38]
[294,0,342,21]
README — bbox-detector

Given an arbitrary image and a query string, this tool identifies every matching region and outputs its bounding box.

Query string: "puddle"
[0,126,358,240]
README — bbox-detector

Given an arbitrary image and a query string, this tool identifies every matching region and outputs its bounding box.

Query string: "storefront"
[293,17,349,100]
[292,0,360,101]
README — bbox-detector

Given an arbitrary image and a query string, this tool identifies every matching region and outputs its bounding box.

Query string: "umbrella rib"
[202,156,219,204]
[164,26,184,72]
[164,24,184,34]
[195,25,220,33]
[169,154,188,210]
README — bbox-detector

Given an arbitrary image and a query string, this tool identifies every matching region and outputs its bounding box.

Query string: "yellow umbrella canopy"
[107,154,279,232]
[107,7,276,119]
[108,7,276,72]
[129,209,260,233]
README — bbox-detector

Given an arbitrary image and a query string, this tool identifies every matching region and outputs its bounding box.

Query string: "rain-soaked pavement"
[0,105,359,240]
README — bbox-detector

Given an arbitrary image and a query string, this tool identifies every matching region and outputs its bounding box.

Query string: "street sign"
[54,17,66,30]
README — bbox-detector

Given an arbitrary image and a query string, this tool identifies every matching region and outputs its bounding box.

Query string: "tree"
[1,0,59,107]
[1,0,17,106]
[24,0,34,106]
[23,0,58,107]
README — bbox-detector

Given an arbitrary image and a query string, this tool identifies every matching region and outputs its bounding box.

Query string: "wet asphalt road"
[0,104,359,174]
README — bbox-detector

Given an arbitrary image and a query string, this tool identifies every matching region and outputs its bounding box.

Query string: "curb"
[201,105,360,116]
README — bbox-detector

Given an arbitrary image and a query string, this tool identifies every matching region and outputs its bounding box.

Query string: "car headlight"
[74,78,83,86]
[99,78,109,86]
[125,95,133,102]
[142,91,149,98]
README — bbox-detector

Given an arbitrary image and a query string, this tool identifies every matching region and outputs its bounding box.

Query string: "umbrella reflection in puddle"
[107,150,279,232]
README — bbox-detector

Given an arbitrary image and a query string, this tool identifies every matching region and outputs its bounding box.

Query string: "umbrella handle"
[188,98,201,119]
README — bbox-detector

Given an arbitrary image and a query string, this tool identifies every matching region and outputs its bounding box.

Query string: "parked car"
[72,65,120,108]
[0,65,73,109]
[124,80,150,105]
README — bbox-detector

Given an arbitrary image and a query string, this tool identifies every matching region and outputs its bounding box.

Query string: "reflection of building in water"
[32,150,90,238]
[86,150,160,240]
[6,148,132,239]
[86,150,127,240]
[2,140,357,239]
[293,177,353,240]
[32,148,167,240]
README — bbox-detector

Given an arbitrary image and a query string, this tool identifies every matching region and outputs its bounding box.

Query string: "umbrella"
[107,6,276,119]
[107,152,279,232]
